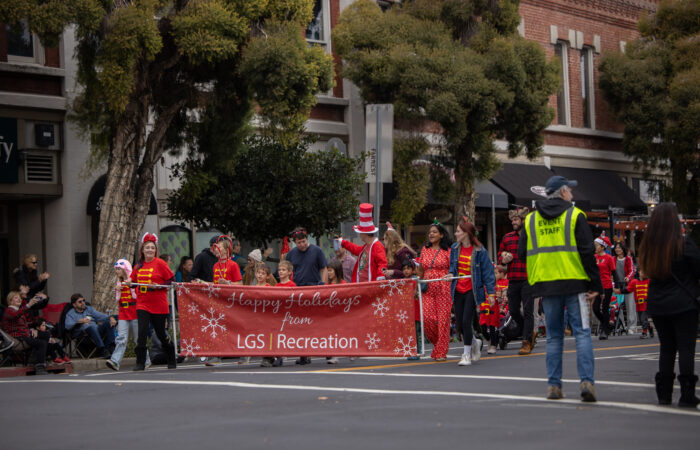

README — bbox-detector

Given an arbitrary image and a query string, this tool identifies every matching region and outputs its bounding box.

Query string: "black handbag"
[420,249,440,293]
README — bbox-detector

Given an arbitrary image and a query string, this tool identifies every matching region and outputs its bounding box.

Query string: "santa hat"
[141,233,158,245]
[386,221,395,231]
[353,203,378,234]
[114,259,133,277]
[594,236,609,248]
[602,236,613,248]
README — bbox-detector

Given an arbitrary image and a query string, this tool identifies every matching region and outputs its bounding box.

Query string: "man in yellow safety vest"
[517,175,603,402]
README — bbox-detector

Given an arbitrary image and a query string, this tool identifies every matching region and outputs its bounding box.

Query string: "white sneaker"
[487,345,496,354]
[472,339,482,362]
[458,354,472,366]
[326,357,339,364]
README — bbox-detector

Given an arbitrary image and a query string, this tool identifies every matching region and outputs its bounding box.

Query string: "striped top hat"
[353,203,379,234]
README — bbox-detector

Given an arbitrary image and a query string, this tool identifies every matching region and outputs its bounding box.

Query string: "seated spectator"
[18,284,49,322]
[1,291,50,375]
[31,317,71,365]
[64,293,116,359]
[13,253,50,298]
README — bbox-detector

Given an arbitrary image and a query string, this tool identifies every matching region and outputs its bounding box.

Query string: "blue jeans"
[110,319,150,366]
[74,321,115,349]
[541,294,595,387]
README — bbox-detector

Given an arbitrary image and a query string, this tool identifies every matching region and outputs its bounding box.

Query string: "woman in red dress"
[126,233,176,370]
[417,222,452,360]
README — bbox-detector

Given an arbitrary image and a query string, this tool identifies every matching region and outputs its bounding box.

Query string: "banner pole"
[417,280,425,357]
[168,286,178,358]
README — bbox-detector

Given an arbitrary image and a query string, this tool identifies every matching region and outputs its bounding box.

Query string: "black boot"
[677,374,700,408]
[654,372,674,405]
[133,346,147,371]
[34,364,48,376]
[164,339,177,369]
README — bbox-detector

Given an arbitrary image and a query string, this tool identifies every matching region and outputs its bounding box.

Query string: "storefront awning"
[86,174,158,216]
[551,166,647,213]
[474,180,508,209]
[490,163,562,208]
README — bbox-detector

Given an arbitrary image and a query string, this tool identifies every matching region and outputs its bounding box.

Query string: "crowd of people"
[0,176,697,409]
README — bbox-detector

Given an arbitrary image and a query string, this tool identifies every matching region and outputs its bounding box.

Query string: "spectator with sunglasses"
[13,253,50,298]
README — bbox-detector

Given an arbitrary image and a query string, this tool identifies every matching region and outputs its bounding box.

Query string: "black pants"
[454,290,476,345]
[652,311,698,377]
[136,310,171,365]
[19,336,48,366]
[482,325,499,346]
[592,288,613,332]
[507,280,534,340]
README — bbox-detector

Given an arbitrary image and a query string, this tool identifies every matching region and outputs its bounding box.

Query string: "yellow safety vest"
[524,206,589,285]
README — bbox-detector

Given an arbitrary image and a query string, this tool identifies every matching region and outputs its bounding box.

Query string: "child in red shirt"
[276,260,296,287]
[262,261,291,367]
[621,272,653,338]
[213,237,243,284]
[402,258,422,360]
[594,237,617,339]
[254,262,277,286]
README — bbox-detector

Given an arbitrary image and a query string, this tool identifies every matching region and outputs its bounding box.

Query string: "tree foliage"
[599,0,700,214]
[334,0,558,223]
[168,134,365,246]
[390,136,430,228]
[0,0,333,309]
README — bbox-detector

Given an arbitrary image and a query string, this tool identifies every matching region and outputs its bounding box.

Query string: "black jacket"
[190,248,218,282]
[517,198,603,297]
[13,266,47,298]
[647,237,700,316]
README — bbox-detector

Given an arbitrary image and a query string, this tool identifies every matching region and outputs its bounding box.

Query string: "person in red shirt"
[106,259,149,371]
[620,273,653,339]
[276,260,297,287]
[213,236,243,285]
[260,262,292,368]
[338,203,388,283]
[593,236,617,339]
[125,233,176,371]
[325,259,345,286]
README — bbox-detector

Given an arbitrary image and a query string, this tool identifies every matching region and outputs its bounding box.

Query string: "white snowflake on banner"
[395,309,408,324]
[200,306,227,338]
[365,332,381,350]
[181,338,201,356]
[380,279,405,296]
[199,283,222,299]
[371,297,389,317]
[393,336,416,357]
[176,284,191,296]
[186,303,200,315]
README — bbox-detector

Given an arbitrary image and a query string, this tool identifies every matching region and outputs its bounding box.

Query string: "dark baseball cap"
[545,175,578,195]
[209,235,221,246]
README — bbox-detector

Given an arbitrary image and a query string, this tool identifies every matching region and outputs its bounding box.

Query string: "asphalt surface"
[1,334,698,449]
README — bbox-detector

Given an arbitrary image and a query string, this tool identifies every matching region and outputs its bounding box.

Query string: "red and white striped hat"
[353,203,379,234]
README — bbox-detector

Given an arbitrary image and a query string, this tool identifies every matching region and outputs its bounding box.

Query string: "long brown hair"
[384,229,415,265]
[457,220,482,248]
[638,203,683,280]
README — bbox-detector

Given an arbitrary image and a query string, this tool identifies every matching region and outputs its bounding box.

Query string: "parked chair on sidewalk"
[56,303,97,359]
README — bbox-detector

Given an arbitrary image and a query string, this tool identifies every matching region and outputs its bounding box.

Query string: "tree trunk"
[671,158,692,215]
[454,147,476,226]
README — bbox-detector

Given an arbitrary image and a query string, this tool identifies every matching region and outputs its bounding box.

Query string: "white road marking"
[212,370,658,388]
[0,378,697,417]
[595,353,658,361]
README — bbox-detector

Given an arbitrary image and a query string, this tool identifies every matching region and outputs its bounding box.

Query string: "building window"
[581,47,595,129]
[633,178,661,205]
[305,0,331,52]
[554,40,570,126]
[5,20,44,64]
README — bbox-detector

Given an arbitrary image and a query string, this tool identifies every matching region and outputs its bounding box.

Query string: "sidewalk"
[0,357,139,378]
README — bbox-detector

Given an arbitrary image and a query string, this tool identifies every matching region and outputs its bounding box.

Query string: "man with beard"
[498,207,536,355]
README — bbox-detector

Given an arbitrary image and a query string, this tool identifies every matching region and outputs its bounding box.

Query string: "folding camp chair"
[57,303,97,359]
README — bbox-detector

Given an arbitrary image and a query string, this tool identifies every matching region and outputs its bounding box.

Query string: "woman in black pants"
[638,203,700,408]
[125,233,176,371]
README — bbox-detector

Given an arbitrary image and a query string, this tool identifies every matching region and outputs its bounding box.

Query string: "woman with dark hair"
[638,203,700,408]
[447,218,496,366]
[175,256,194,283]
[416,221,452,361]
[613,242,636,331]
[124,233,176,371]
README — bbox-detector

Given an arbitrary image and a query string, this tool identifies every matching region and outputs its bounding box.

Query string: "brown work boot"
[518,340,532,355]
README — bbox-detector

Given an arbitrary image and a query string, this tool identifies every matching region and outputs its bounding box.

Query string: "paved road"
[1,334,698,449]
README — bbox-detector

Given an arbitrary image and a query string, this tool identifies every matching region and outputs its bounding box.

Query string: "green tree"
[0,1,332,309]
[599,0,700,214]
[167,134,365,245]
[390,136,430,229]
[334,0,559,223]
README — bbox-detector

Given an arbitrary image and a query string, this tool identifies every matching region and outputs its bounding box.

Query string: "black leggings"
[136,310,171,365]
[652,311,698,377]
[508,280,534,340]
[19,336,48,365]
[454,290,476,345]
[592,288,613,332]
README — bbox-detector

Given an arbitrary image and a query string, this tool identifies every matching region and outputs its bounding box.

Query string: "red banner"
[176,280,418,357]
